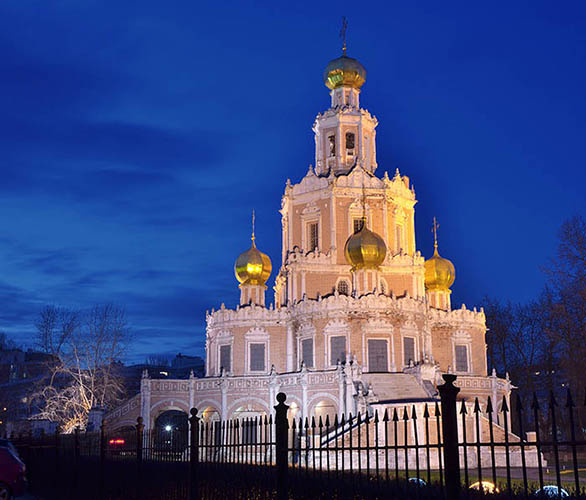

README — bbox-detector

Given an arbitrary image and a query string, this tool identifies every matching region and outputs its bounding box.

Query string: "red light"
[109,438,125,445]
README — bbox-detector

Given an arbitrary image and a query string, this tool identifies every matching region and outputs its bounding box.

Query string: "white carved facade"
[105,50,526,466]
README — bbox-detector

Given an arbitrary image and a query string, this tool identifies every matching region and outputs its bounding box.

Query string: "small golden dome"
[234,239,272,286]
[344,225,386,270]
[424,248,455,291]
[323,55,367,90]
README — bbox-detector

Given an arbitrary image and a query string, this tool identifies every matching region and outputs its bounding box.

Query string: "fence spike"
[365,412,371,424]
[531,392,540,411]
[311,416,316,430]
[333,414,338,428]
[340,414,346,427]
[473,397,481,414]
[460,400,468,415]
[325,414,330,428]
[318,415,323,430]
[264,414,268,425]
[565,388,575,408]
[348,413,353,425]
[291,418,296,431]
[402,407,409,421]
[392,408,399,422]
[501,395,509,413]
[434,401,441,418]
[356,411,361,424]
[423,403,429,418]
[549,391,558,409]
[269,414,273,425]
[486,396,494,414]
[374,410,379,424]
[383,408,389,422]
[411,405,417,420]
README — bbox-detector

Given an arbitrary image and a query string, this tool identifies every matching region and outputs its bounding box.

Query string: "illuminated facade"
[107,51,523,463]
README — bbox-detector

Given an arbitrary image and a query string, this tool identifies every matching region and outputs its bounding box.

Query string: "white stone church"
[107,49,520,463]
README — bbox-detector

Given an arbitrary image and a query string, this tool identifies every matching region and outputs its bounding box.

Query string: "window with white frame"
[337,280,350,296]
[455,345,469,372]
[330,336,346,366]
[308,221,319,251]
[219,345,231,373]
[301,338,313,368]
[403,337,415,367]
[368,339,388,372]
[353,217,365,234]
[249,343,266,372]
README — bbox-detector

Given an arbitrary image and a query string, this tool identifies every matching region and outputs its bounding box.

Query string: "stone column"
[337,361,345,417]
[140,370,152,429]
[269,366,279,418]
[188,370,196,411]
[219,376,228,421]
[286,324,294,372]
[300,364,309,421]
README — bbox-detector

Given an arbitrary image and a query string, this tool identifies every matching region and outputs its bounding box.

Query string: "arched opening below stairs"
[153,409,188,452]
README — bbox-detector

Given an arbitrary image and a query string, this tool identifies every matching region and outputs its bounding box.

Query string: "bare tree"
[33,304,129,433]
[35,306,78,357]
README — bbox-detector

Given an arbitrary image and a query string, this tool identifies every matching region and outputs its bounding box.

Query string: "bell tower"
[313,48,378,176]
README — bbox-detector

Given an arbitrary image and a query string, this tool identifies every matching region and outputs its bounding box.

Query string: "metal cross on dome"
[432,216,440,251]
[340,16,348,55]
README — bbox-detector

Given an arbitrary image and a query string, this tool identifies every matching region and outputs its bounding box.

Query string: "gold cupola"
[234,212,272,287]
[234,238,271,286]
[344,222,386,270]
[424,218,455,291]
[323,54,366,90]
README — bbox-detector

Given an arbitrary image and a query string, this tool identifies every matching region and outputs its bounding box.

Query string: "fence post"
[99,419,106,500]
[189,408,200,500]
[53,425,60,496]
[275,392,289,500]
[136,416,144,500]
[71,426,80,500]
[438,374,461,500]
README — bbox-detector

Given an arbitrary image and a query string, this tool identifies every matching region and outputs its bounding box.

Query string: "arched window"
[346,132,355,156]
[337,280,350,296]
[328,135,336,157]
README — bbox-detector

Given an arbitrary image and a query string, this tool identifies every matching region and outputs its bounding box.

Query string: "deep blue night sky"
[1,1,585,363]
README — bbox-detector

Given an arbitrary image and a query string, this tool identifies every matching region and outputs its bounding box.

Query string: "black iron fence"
[10,375,586,499]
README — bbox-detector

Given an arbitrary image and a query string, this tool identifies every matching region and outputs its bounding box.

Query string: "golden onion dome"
[344,225,386,270]
[234,238,272,286]
[424,247,455,291]
[323,54,367,90]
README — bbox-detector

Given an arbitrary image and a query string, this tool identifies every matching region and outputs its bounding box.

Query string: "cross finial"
[432,216,439,252]
[340,16,348,55]
[251,210,256,245]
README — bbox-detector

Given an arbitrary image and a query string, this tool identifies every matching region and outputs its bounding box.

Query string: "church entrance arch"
[200,406,221,423]
[154,409,188,453]
[232,404,267,445]
[311,399,337,424]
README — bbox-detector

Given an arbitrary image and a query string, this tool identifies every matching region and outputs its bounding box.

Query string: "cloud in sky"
[0,1,585,363]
